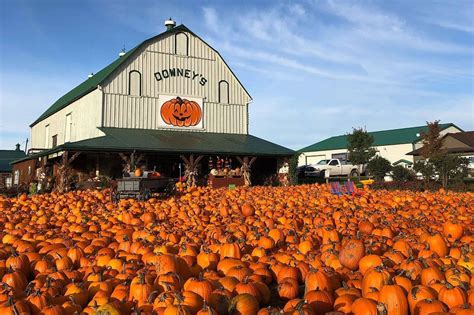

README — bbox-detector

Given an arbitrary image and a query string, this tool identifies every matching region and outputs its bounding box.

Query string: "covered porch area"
[11,127,294,192]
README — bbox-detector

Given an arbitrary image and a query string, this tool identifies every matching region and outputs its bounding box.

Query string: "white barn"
[12,20,293,188]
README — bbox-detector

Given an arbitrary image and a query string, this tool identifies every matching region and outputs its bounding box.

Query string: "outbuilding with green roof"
[298,123,463,166]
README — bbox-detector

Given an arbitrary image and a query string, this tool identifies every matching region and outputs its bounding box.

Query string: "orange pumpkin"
[161,96,202,127]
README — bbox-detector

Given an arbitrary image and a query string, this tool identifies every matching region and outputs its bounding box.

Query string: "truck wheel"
[320,170,326,179]
[350,170,359,178]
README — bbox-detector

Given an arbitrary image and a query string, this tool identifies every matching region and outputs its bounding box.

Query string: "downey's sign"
[154,68,208,86]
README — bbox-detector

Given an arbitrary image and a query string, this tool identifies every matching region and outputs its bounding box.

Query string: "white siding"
[101,30,250,134]
[103,94,247,134]
[31,89,103,149]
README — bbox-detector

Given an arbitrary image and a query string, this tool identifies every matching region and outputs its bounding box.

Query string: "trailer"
[112,177,177,201]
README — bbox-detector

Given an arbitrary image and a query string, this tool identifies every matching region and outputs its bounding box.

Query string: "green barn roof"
[31,25,251,127]
[299,123,461,152]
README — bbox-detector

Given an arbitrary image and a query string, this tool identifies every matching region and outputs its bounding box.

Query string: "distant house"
[298,123,463,166]
[408,131,474,160]
[0,144,26,189]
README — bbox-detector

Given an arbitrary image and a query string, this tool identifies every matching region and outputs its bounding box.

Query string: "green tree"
[416,120,469,188]
[414,160,435,185]
[347,127,377,177]
[430,154,469,188]
[366,156,392,181]
[391,165,415,182]
[288,153,301,185]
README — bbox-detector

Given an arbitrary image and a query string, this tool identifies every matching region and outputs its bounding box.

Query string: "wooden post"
[236,156,257,186]
[55,151,81,193]
[180,154,204,187]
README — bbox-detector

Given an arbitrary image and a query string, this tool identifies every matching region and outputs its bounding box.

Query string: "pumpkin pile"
[0,184,472,315]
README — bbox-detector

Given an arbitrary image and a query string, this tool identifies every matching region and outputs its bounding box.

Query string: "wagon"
[112,177,177,202]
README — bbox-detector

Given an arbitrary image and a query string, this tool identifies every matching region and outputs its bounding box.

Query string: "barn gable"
[102,25,251,103]
[31,25,251,128]
[100,25,251,134]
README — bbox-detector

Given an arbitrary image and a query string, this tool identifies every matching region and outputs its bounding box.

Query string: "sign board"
[158,95,204,129]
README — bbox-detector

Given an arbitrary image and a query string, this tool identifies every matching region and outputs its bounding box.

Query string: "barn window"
[45,124,50,148]
[52,135,58,148]
[128,70,141,96]
[175,32,189,56]
[65,113,72,142]
[218,80,229,104]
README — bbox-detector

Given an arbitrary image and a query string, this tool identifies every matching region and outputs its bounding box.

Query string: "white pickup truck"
[311,159,365,178]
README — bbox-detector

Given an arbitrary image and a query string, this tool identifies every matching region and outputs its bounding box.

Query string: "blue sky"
[1,0,473,150]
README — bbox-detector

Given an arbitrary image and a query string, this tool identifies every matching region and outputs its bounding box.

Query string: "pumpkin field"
[0,184,473,315]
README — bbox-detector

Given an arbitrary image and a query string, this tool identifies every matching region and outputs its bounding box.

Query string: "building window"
[65,113,72,142]
[128,70,142,96]
[332,153,349,164]
[45,124,50,148]
[52,135,58,148]
[14,170,19,186]
[175,32,189,55]
[5,177,12,188]
[218,80,229,104]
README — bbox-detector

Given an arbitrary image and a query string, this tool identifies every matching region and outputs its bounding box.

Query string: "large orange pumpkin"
[161,96,202,127]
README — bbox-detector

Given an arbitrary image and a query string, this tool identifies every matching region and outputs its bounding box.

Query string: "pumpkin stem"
[376,302,388,315]
[12,302,19,315]
[10,247,18,257]
[138,273,145,285]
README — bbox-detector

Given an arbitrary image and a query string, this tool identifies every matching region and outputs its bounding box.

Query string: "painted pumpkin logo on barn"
[160,96,202,127]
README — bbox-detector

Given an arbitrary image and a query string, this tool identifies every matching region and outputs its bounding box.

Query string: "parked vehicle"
[311,159,365,178]
[296,165,321,178]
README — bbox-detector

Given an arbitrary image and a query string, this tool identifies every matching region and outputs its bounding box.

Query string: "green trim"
[31,25,252,127]
[392,159,413,166]
[299,123,462,152]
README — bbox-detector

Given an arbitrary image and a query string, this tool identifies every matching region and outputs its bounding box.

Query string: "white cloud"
[322,0,472,55]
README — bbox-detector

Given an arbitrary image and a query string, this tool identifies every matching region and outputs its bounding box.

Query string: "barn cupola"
[165,18,176,30]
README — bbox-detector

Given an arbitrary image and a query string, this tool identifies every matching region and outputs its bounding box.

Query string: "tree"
[391,165,415,182]
[430,154,469,188]
[288,153,301,185]
[414,160,435,185]
[347,127,377,177]
[366,156,392,181]
[419,120,444,159]
[416,120,468,188]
